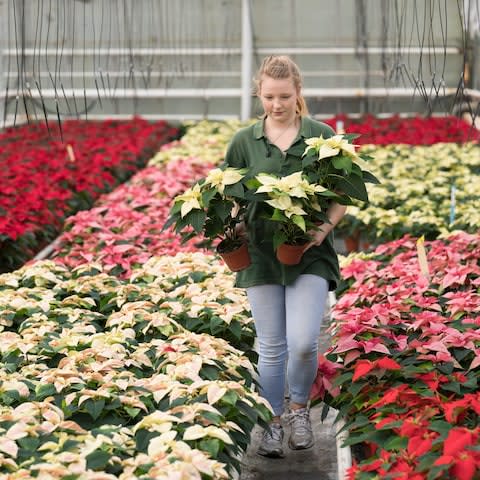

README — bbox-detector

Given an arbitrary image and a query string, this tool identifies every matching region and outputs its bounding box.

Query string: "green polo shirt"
[223,116,340,291]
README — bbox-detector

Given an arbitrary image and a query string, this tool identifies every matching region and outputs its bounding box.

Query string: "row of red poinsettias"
[325,114,479,145]
[0,117,179,271]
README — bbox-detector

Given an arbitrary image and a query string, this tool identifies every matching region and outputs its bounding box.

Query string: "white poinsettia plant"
[249,171,334,248]
[164,166,249,252]
[302,133,379,204]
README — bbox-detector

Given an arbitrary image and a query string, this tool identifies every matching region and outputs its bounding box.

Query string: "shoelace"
[287,409,311,432]
[266,425,283,442]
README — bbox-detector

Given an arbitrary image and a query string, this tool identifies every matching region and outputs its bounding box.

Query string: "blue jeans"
[246,274,328,416]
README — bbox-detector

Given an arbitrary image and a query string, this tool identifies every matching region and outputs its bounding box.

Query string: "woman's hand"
[304,227,328,251]
[304,202,348,252]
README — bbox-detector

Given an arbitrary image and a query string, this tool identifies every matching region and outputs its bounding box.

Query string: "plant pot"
[216,241,251,272]
[344,229,361,253]
[276,242,307,266]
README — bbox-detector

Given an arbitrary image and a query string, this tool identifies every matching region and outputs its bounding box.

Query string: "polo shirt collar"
[253,116,313,140]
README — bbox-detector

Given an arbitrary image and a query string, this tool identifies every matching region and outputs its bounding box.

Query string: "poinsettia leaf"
[35,383,57,400]
[384,435,408,451]
[362,170,380,184]
[212,200,232,222]
[331,174,369,202]
[426,464,452,480]
[273,231,288,250]
[333,372,354,386]
[86,449,111,470]
[224,182,244,198]
[185,210,207,234]
[425,420,452,435]
[244,177,261,189]
[291,215,306,232]
[85,398,106,421]
[202,188,217,206]
[417,452,441,473]
[301,155,317,168]
[271,209,288,222]
[342,429,389,447]
[332,155,353,173]
[343,133,360,141]
[199,438,221,459]
[347,380,366,398]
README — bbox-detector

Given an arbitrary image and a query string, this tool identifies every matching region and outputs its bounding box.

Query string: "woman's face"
[259,75,298,123]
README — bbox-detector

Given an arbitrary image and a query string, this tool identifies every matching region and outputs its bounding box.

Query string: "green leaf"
[86,449,111,470]
[124,406,141,418]
[17,436,41,452]
[362,170,380,184]
[271,209,288,222]
[199,438,220,458]
[135,429,158,453]
[84,398,106,421]
[35,383,57,400]
[291,215,306,232]
[332,174,369,202]
[184,210,207,234]
[301,156,317,168]
[212,200,232,223]
[428,420,453,436]
[332,155,353,173]
[220,390,239,406]
[384,435,407,451]
[224,182,244,198]
[343,133,361,141]
[202,188,217,205]
[427,464,452,480]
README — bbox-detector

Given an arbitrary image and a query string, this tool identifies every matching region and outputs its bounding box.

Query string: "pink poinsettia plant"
[52,159,214,278]
[321,232,480,479]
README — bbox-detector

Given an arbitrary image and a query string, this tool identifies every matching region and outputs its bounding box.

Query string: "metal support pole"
[241,0,253,121]
[0,1,7,127]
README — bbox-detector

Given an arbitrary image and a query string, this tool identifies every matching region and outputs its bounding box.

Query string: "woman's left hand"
[304,228,328,252]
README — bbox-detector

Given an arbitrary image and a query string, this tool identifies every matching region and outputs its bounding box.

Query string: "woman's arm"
[305,202,347,250]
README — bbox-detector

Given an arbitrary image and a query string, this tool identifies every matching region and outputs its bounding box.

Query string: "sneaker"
[286,407,314,450]
[257,423,285,458]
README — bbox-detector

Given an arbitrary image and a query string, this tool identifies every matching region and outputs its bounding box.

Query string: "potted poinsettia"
[302,133,379,204]
[250,171,333,265]
[164,166,251,271]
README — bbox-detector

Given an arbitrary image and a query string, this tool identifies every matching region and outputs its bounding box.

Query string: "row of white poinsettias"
[0,254,270,479]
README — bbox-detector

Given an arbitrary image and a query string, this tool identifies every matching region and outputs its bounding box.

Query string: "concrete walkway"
[239,295,342,480]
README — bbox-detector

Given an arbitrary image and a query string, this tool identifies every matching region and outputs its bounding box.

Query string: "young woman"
[224,55,346,458]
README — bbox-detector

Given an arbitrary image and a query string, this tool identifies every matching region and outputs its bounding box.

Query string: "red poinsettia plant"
[0,118,178,271]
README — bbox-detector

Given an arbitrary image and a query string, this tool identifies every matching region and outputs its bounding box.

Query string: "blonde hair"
[253,55,309,116]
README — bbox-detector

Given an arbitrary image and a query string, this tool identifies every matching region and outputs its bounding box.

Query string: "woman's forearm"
[307,202,347,248]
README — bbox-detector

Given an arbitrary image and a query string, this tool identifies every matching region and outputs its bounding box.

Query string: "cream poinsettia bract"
[304,134,359,160]
[256,171,325,199]
[203,167,245,194]
[265,196,307,218]
[175,183,203,218]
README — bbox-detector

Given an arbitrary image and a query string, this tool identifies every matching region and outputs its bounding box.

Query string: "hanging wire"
[3,0,479,127]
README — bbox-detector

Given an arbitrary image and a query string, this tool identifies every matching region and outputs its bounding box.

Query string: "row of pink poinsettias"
[326,233,480,479]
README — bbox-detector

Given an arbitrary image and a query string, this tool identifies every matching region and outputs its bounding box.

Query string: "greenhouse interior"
[1,1,480,479]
